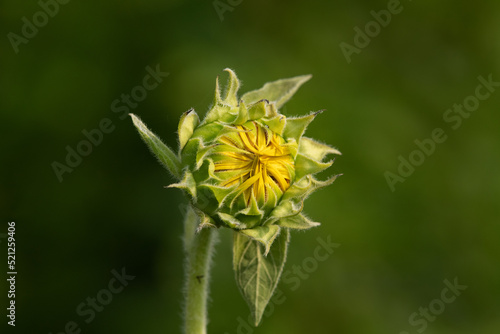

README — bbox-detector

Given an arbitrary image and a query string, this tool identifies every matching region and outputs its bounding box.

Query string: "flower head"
[213,121,294,204]
[130,68,341,326]
[131,68,340,252]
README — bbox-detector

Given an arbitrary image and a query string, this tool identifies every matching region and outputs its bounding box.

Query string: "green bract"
[130,69,340,326]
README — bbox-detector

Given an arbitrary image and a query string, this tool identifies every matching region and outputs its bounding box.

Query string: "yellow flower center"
[213,121,294,205]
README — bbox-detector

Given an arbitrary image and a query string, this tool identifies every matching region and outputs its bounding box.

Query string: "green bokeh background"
[1,0,499,333]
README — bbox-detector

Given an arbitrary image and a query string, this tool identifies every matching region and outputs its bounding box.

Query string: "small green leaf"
[294,153,333,180]
[213,75,223,105]
[270,199,303,219]
[233,228,289,326]
[275,213,320,230]
[281,176,312,201]
[198,183,235,207]
[283,111,320,143]
[195,144,216,170]
[222,68,240,106]
[241,74,312,109]
[247,100,268,120]
[299,137,341,162]
[167,171,197,199]
[281,174,340,203]
[195,210,218,233]
[178,109,200,152]
[130,114,181,178]
[260,115,286,136]
[232,100,249,125]
[218,212,247,229]
[236,194,264,217]
[203,103,233,125]
[239,225,280,254]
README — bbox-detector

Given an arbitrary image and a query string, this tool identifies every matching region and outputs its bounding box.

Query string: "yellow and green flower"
[130,69,340,326]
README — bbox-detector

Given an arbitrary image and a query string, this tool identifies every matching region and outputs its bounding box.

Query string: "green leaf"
[130,114,181,178]
[275,213,320,230]
[241,74,312,109]
[178,109,199,152]
[233,228,289,326]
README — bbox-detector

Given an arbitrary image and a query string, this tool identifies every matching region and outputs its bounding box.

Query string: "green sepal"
[178,109,200,152]
[260,115,286,136]
[308,174,341,196]
[181,137,202,169]
[213,74,223,105]
[194,209,218,233]
[130,114,181,178]
[239,225,280,255]
[283,111,321,143]
[167,171,197,199]
[222,68,240,106]
[191,123,224,142]
[281,174,340,203]
[201,68,241,125]
[218,212,247,229]
[280,176,311,201]
[233,228,289,326]
[195,144,216,170]
[264,102,278,118]
[282,139,299,159]
[294,153,333,180]
[270,199,303,219]
[236,194,264,217]
[232,100,249,125]
[202,73,231,125]
[190,122,247,153]
[241,74,312,109]
[275,213,320,230]
[261,183,279,213]
[247,100,268,120]
[203,103,234,125]
[299,136,341,161]
[198,183,235,207]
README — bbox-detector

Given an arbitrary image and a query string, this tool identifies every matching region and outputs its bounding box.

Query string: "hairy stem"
[183,207,216,334]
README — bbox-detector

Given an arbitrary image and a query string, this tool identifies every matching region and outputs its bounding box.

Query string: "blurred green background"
[1,0,499,333]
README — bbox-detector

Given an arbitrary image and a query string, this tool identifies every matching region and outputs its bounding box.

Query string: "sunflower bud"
[130,68,340,325]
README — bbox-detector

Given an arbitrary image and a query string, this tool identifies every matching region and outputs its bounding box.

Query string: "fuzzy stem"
[183,207,216,334]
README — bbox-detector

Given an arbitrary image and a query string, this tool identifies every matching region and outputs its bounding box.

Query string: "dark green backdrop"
[1,0,499,333]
